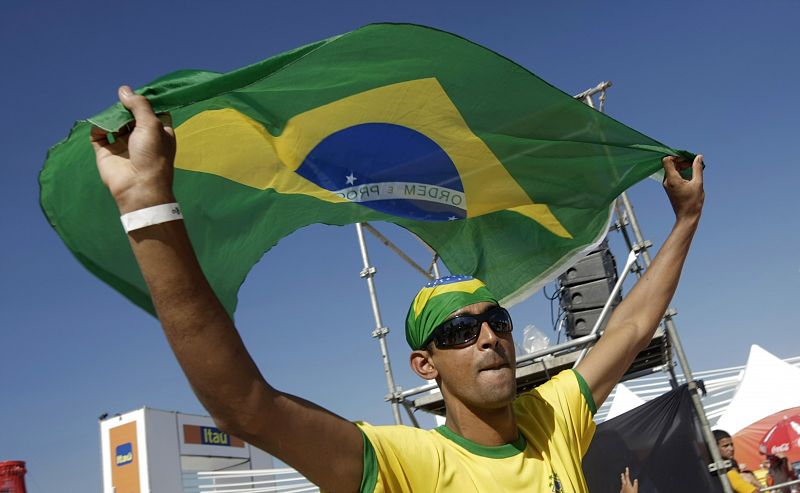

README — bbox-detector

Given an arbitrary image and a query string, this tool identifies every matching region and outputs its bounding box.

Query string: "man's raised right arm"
[92,86,364,492]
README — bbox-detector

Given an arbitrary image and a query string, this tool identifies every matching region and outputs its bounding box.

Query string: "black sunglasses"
[426,306,513,349]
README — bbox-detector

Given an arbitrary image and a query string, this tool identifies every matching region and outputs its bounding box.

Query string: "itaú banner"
[178,414,250,459]
[183,424,245,448]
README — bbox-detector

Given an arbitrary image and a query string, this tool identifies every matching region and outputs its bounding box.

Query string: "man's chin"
[476,368,516,401]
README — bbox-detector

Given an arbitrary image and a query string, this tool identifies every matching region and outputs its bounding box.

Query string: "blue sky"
[2,1,799,491]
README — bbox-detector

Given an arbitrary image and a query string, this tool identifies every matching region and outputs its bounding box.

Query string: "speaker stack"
[558,239,621,339]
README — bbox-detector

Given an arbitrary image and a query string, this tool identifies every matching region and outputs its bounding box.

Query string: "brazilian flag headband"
[405,275,499,350]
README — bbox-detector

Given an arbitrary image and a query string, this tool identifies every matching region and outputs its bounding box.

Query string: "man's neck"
[443,403,518,446]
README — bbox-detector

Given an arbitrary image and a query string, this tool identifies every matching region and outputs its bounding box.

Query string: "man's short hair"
[713,429,731,443]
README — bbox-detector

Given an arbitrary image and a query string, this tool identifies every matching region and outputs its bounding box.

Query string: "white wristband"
[120,203,183,233]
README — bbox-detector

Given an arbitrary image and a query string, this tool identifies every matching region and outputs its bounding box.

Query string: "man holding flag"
[91,85,704,492]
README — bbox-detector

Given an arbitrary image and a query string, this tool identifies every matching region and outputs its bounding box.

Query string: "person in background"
[767,454,799,493]
[714,429,758,493]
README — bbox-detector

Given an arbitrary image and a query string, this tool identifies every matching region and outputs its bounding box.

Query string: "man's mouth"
[479,362,510,372]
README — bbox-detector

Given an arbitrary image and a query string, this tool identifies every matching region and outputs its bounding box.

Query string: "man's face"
[718,437,735,460]
[427,301,517,409]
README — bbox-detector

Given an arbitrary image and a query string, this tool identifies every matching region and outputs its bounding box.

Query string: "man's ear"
[410,349,438,381]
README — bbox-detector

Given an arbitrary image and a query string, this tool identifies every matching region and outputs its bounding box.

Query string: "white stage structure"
[604,383,646,421]
[714,346,800,434]
[190,468,319,493]
[595,349,800,425]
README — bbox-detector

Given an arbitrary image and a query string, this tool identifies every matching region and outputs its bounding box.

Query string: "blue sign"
[115,442,133,466]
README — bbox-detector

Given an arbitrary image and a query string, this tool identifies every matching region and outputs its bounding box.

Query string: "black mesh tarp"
[583,384,725,493]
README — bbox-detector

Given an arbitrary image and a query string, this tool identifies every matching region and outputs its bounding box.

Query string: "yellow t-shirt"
[726,470,758,493]
[357,369,597,493]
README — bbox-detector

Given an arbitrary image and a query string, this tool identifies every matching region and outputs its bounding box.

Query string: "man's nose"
[477,321,499,349]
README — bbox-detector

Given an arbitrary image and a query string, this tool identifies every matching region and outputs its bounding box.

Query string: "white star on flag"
[345,173,357,185]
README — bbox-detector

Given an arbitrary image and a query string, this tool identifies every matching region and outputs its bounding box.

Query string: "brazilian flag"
[39,23,691,316]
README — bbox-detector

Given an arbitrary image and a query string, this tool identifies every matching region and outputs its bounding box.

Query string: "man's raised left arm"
[575,154,705,408]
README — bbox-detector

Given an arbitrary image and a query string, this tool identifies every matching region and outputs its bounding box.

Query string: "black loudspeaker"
[558,239,620,338]
[559,247,618,287]
[565,308,611,338]
[560,278,622,311]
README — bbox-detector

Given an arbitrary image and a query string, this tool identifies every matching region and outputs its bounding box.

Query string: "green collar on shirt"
[435,426,527,458]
